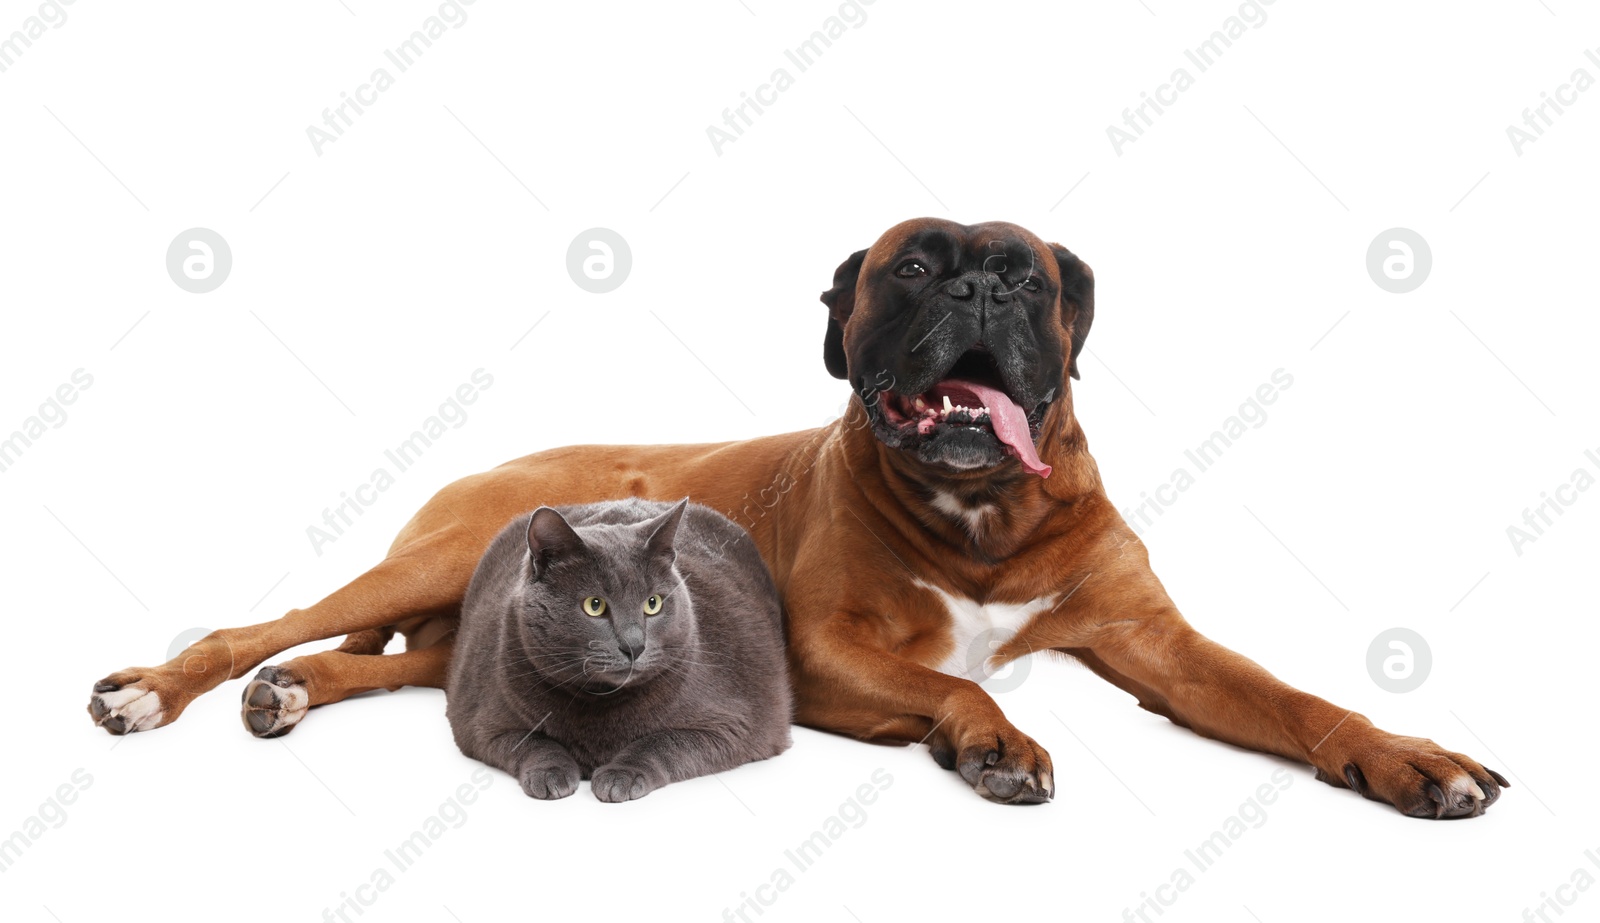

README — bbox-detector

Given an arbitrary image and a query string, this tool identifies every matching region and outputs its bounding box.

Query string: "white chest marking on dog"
[931,491,994,535]
[914,580,1055,681]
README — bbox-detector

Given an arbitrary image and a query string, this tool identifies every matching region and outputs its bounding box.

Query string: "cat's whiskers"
[581,649,644,695]
[500,649,608,685]
[506,651,592,671]
[534,647,647,697]
[529,663,596,695]
[503,661,586,682]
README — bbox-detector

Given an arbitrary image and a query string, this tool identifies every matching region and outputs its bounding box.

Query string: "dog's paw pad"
[88,683,164,735]
[240,666,309,738]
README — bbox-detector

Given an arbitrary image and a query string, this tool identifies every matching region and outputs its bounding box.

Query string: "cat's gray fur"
[446,497,792,802]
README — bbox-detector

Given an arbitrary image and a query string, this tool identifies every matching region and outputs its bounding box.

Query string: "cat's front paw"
[519,759,580,800]
[591,764,657,803]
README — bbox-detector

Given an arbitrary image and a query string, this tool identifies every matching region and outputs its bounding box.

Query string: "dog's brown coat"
[90,219,1505,816]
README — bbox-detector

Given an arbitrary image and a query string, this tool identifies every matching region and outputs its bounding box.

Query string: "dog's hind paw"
[88,680,165,735]
[241,666,309,738]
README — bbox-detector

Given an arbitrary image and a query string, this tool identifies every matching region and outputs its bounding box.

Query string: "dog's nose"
[943,271,1008,304]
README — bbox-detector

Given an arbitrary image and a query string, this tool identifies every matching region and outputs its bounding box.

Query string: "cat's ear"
[526,507,582,581]
[645,498,690,565]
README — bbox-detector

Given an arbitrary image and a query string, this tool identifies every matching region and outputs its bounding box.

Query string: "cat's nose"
[617,628,647,663]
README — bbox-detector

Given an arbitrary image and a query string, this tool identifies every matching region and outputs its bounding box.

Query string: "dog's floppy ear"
[1050,244,1095,380]
[820,248,868,380]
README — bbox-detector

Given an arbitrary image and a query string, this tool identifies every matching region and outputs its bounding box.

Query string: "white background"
[2,1,1597,921]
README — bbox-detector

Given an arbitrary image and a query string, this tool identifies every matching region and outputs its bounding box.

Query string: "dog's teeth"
[942,395,953,413]
[914,397,928,411]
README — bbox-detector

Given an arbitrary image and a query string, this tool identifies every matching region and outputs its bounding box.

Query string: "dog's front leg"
[789,614,1055,804]
[1039,565,1508,818]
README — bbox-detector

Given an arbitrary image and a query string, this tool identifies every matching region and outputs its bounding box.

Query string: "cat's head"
[514,499,695,693]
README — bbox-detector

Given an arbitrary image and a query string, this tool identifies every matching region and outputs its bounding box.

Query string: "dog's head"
[821,219,1094,478]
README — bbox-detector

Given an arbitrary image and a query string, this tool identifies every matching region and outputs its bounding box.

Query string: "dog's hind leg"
[237,626,394,737]
[88,528,475,736]
[240,626,454,738]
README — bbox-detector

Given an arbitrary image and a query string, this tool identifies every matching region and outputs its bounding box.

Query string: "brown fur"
[90,218,1507,816]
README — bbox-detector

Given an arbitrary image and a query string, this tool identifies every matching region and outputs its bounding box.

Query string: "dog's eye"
[582,596,607,617]
[895,260,928,278]
[1022,276,1041,292]
[643,594,664,615]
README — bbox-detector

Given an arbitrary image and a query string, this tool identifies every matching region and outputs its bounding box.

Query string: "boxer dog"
[88,218,1507,817]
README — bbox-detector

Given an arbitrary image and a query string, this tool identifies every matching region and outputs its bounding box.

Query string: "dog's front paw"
[88,671,171,735]
[955,725,1054,805]
[241,666,309,738]
[591,764,655,803]
[1319,732,1508,819]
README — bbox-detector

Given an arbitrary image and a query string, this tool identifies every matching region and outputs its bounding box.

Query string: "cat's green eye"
[582,596,607,617]
[643,594,664,616]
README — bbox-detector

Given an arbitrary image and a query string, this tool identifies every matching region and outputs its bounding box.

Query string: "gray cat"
[446,497,792,802]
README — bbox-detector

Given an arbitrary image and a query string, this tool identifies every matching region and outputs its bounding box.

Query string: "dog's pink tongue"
[931,379,1052,478]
